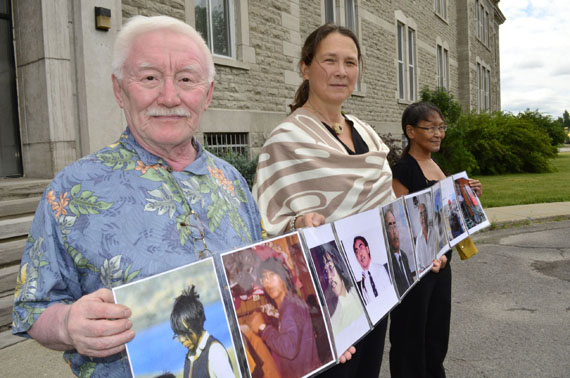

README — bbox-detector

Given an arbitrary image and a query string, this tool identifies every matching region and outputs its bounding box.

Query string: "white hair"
[112,15,215,83]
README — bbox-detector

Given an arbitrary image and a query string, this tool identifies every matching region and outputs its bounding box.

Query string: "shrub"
[379,132,403,167]
[206,148,258,190]
[453,112,554,175]
[517,109,565,148]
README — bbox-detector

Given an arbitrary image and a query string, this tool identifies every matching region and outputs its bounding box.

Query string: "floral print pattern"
[12,128,262,377]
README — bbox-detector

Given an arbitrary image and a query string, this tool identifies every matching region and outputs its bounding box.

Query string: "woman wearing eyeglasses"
[389,102,482,378]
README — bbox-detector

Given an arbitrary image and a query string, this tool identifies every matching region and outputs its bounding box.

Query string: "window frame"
[434,0,447,20]
[395,13,417,102]
[187,0,254,70]
[436,43,449,90]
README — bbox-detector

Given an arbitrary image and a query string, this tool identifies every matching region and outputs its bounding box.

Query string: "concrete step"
[0,238,26,267]
[0,197,40,218]
[0,216,33,240]
[0,265,19,329]
[0,292,15,332]
[0,265,19,295]
[0,178,50,200]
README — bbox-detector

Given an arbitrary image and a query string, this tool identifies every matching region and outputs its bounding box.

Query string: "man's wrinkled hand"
[63,288,134,357]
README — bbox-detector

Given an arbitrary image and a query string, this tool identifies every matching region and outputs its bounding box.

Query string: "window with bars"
[204,132,249,155]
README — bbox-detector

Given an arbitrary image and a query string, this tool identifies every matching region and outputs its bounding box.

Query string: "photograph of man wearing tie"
[353,236,392,305]
[384,207,416,297]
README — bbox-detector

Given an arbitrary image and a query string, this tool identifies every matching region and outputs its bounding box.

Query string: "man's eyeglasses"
[180,209,212,260]
[415,124,447,134]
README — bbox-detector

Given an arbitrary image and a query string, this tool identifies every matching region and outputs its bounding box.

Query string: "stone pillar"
[72,0,124,156]
[14,0,77,178]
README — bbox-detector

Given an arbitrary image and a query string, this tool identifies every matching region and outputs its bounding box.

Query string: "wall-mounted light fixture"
[95,7,111,31]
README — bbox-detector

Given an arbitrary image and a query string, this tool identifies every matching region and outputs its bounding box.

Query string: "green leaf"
[70,184,81,197]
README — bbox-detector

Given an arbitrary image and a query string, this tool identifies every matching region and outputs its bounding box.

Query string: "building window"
[324,0,358,33]
[437,44,449,90]
[408,28,416,100]
[345,0,357,32]
[434,0,447,20]
[397,19,416,102]
[477,63,491,112]
[484,10,489,46]
[397,22,406,100]
[475,0,490,47]
[204,132,249,154]
[195,0,234,58]
[324,0,336,23]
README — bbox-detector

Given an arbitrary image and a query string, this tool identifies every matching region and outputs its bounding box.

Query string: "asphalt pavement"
[2,202,570,378]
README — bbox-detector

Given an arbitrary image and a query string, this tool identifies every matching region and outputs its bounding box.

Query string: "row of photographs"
[113,171,490,378]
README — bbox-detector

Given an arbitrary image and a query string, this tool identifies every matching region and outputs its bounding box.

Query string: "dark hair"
[318,245,353,293]
[353,235,369,254]
[289,23,362,112]
[257,257,294,293]
[170,285,205,337]
[401,102,445,156]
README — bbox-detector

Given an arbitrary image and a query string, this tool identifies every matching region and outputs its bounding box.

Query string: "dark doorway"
[0,0,22,177]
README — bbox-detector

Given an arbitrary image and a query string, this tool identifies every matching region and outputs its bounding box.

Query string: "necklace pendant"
[332,122,343,135]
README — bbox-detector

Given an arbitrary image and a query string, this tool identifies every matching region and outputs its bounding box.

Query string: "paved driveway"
[381,219,570,378]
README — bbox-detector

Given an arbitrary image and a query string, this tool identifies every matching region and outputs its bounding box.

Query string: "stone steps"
[0,179,49,334]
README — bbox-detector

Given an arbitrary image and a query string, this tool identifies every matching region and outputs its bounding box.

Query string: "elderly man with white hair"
[12,15,262,377]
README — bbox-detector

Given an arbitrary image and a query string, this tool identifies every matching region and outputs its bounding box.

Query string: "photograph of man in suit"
[353,236,392,305]
[384,209,414,297]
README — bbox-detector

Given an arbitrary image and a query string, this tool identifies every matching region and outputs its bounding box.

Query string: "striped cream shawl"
[253,108,395,236]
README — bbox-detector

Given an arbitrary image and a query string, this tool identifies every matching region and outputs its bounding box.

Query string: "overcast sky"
[499,0,570,118]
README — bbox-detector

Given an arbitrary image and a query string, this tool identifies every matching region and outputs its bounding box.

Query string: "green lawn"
[473,152,570,208]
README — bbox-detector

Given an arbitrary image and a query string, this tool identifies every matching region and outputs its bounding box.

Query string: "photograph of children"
[381,198,418,298]
[453,172,491,233]
[333,209,399,325]
[112,258,240,378]
[432,182,451,257]
[440,176,469,246]
[221,233,335,378]
[404,188,438,278]
[302,224,370,358]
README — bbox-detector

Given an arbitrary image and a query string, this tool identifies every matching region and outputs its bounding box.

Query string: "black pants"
[318,317,388,378]
[389,263,452,378]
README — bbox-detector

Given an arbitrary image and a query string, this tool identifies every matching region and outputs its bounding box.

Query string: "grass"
[472,152,570,208]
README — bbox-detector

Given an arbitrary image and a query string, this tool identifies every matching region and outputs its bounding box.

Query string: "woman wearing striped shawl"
[253,24,394,378]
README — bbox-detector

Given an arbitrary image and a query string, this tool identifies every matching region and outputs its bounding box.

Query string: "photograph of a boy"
[170,285,234,378]
[112,258,240,378]
[222,235,334,378]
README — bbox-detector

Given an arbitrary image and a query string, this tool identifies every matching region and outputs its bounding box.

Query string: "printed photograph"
[221,233,335,378]
[404,189,438,278]
[432,182,451,257]
[381,198,418,298]
[333,209,399,326]
[302,224,370,357]
[113,258,240,378]
[453,172,491,234]
[440,177,469,246]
